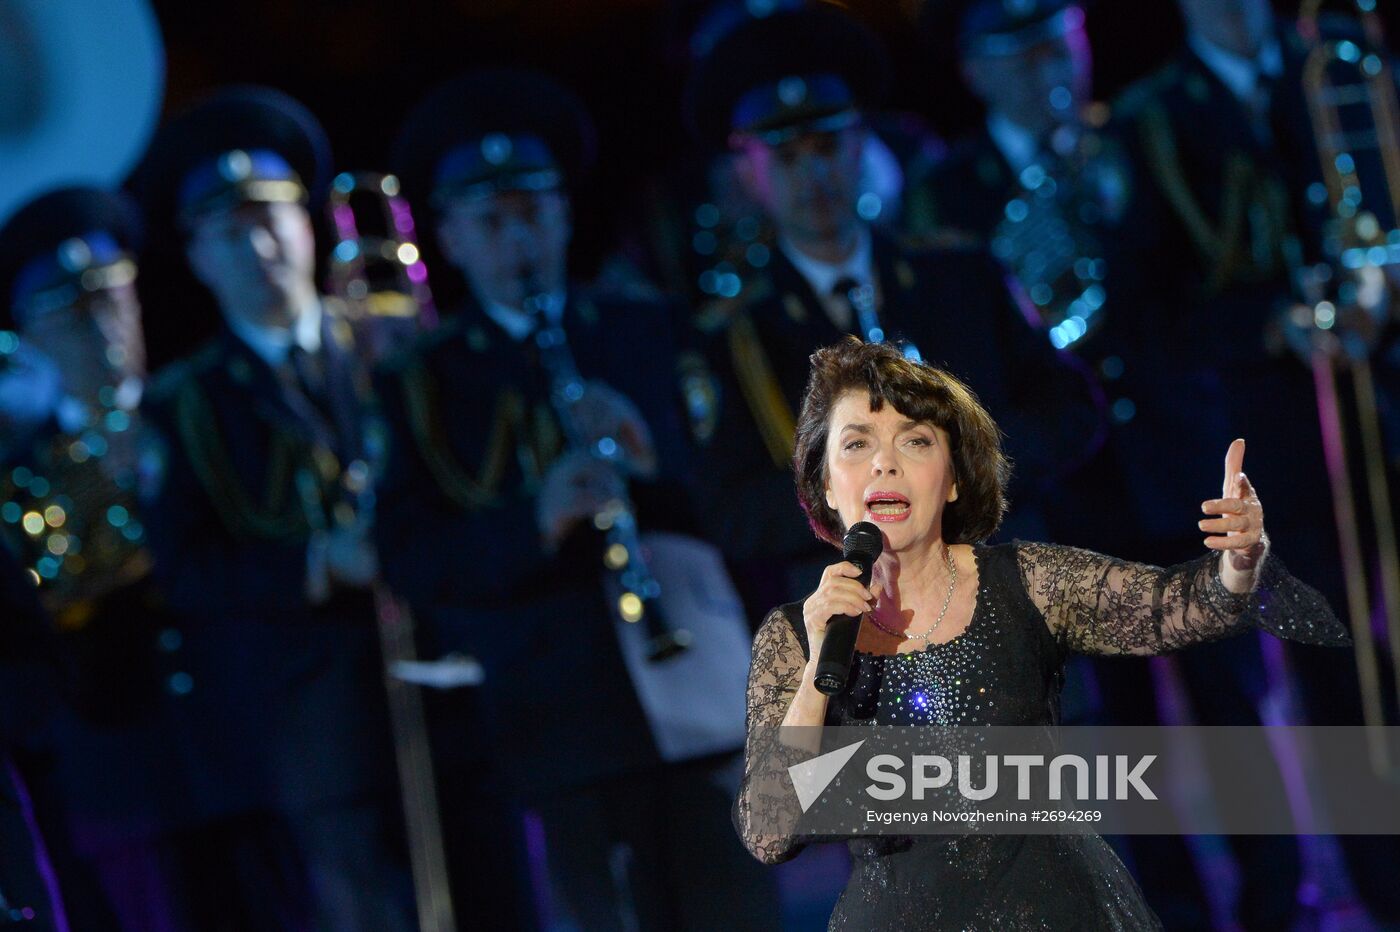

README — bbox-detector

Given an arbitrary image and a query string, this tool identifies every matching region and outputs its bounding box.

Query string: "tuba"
[1295,0,1400,779]
[0,386,151,628]
[0,0,163,628]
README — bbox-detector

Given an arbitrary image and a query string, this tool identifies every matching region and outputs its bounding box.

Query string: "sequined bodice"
[829,546,1063,729]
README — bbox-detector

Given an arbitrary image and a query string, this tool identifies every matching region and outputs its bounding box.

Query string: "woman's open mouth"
[864,491,911,522]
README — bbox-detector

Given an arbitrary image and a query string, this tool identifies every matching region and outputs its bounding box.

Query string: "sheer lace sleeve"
[1014,541,1352,656]
[732,607,813,865]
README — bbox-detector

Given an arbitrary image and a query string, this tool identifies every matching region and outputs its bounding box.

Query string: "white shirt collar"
[226,299,323,368]
[482,289,568,342]
[986,112,1042,176]
[779,226,874,303]
[1189,30,1283,103]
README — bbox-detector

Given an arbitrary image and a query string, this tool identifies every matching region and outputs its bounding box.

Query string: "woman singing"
[734,337,1351,929]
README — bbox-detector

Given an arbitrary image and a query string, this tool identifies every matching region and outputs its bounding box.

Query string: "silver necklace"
[866,546,959,643]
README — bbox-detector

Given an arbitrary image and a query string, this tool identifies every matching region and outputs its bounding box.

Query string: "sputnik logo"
[788,740,866,812]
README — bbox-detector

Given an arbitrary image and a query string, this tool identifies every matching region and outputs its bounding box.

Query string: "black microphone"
[813,521,884,696]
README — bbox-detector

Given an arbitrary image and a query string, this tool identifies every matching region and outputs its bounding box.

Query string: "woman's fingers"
[815,598,871,620]
[820,578,874,604]
[1202,497,1246,515]
[1198,515,1251,533]
[1204,528,1262,550]
[1222,438,1246,497]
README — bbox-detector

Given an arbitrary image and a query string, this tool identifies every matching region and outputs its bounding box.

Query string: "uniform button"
[168,672,194,696]
[157,628,183,652]
[1099,355,1125,380]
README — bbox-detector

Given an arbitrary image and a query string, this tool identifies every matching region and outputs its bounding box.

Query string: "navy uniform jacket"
[691,230,1103,617]
[1,544,60,931]
[0,534,57,746]
[138,311,395,818]
[904,129,1015,244]
[374,290,700,797]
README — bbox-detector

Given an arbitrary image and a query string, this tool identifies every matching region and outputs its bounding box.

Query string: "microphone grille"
[842,521,884,564]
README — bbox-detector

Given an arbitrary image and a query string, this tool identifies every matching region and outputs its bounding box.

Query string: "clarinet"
[524,282,692,663]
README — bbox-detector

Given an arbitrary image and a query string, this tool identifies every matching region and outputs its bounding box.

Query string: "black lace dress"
[734,541,1351,931]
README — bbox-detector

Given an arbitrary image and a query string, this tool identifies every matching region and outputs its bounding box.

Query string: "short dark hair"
[793,337,1010,547]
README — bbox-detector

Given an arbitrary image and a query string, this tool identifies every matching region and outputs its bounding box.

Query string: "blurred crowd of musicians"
[1,0,1399,929]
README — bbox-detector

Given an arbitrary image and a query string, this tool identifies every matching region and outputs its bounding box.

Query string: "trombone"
[320,172,463,930]
[326,171,439,364]
[1296,0,1400,779]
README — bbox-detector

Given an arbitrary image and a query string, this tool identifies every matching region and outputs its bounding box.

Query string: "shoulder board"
[692,277,775,334]
[145,341,222,403]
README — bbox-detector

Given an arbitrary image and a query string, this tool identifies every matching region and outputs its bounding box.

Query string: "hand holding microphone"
[808,522,883,696]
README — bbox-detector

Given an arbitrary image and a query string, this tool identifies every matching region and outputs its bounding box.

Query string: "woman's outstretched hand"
[1201,438,1268,593]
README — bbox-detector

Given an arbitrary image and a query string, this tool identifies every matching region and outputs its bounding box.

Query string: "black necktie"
[831,276,858,332]
[834,276,884,342]
[284,344,342,454]
[288,344,324,402]
[1247,67,1278,147]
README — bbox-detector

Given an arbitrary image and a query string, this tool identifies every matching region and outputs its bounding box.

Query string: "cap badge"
[218,149,254,183]
[777,76,808,107]
[481,133,513,167]
[57,238,93,274]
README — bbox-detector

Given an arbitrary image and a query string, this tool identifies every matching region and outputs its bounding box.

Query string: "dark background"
[135,0,1399,364]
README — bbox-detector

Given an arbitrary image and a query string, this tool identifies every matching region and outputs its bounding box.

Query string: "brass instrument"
[0,371,149,629]
[317,189,459,928]
[326,171,438,364]
[990,115,1128,350]
[0,0,164,633]
[294,458,458,932]
[524,284,693,662]
[1297,0,1400,779]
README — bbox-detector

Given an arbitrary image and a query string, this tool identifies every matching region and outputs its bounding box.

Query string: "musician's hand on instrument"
[1201,438,1268,594]
[325,525,379,588]
[802,561,874,665]
[572,381,657,478]
[536,450,627,552]
[1274,268,1389,365]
